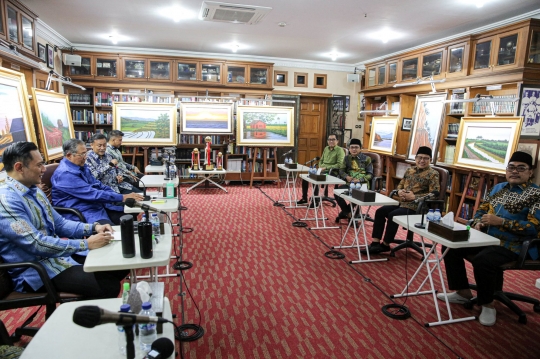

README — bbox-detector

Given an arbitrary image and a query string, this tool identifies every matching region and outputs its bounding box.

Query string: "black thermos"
[120,215,135,258]
[138,219,153,259]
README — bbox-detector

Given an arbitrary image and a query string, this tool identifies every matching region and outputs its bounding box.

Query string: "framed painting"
[517,84,540,137]
[37,43,46,62]
[236,106,295,147]
[113,102,177,146]
[407,92,447,163]
[180,102,234,135]
[401,117,412,131]
[31,88,75,161]
[454,117,522,174]
[46,44,54,69]
[516,139,539,166]
[367,116,399,155]
[0,68,37,175]
[333,95,350,112]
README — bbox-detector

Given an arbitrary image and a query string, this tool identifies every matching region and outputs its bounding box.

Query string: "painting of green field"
[243,112,288,140]
[461,126,510,164]
[120,109,170,139]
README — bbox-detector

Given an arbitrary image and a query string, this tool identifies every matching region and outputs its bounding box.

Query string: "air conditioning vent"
[199,1,272,25]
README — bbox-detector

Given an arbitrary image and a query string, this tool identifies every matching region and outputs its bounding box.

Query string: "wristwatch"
[92,222,100,234]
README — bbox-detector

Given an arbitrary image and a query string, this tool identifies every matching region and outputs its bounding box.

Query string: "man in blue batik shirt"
[0,141,126,297]
[86,134,142,195]
[52,139,143,225]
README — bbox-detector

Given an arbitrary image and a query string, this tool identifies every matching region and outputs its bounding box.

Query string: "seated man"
[106,130,144,188]
[86,134,142,195]
[369,146,440,254]
[334,138,373,221]
[438,151,540,326]
[52,139,144,225]
[0,141,127,298]
[297,134,345,205]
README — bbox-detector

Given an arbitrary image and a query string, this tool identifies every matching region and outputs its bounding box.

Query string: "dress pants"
[334,184,353,214]
[371,205,412,243]
[442,245,518,305]
[301,178,327,200]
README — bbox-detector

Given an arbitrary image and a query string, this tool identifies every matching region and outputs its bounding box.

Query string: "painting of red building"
[249,119,267,138]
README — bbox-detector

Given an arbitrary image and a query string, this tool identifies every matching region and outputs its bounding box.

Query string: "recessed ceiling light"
[158,5,196,22]
[460,0,489,8]
[368,28,403,43]
[329,52,338,61]
[278,22,287,27]
[109,35,118,45]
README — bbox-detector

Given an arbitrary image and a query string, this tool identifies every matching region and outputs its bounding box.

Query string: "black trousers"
[442,245,518,305]
[371,206,412,243]
[301,179,327,199]
[334,184,354,214]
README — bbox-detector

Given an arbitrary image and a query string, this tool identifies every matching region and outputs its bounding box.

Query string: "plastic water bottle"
[118,304,131,355]
[169,164,177,178]
[121,282,130,304]
[138,302,157,351]
[355,182,362,190]
[350,182,355,191]
[151,213,160,242]
[141,214,146,224]
[433,209,442,223]
[426,209,435,222]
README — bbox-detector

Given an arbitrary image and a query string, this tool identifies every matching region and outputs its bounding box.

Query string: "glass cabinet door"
[226,65,246,84]
[448,46,464,73]
[124,59,146,79]
[474,40,492,69]
[96,58,118,78]
[201,63,221,83]
[422,51,443,77]
[401,57,418,81]
[529,30,540,64]
[368,68,376,87]
[497,34,518,66]
[176,62,198,82]
[0,5,5,39]
[21,15,33,51]
[7,5,18,43]
[149,60,171,81]
[377,65,385,85]
[249,67,268,85]
[69,56,92,77]
[388,62,397,83]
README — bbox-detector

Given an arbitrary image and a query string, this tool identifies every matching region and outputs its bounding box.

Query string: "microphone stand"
[123,325,135,359]
[414,200,428,229]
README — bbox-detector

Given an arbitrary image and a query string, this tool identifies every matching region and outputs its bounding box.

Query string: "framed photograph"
[46,44,54,69]
[113,102,177,146]
[401,117,412,131]
[333,95,350,112]
[517,84,540,137]
[407,92,447,163]
[517,139,539,166]
[37,43,46,62]
[236,106,295,147]
[180,102,234,135]
[454,117,522,174]
[31,88,75,161]
[367,116,399,155]
[0,68,37,174]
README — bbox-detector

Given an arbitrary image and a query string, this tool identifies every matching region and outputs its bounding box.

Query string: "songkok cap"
[349,138,361,147]
[416,146,432,158]
[509,151,533,168]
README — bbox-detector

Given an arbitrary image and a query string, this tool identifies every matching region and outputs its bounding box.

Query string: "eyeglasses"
[73,152,88,157]
[415,156,430,162]
[506,165,529,173]
[349,145,360,150]
[327,138,337,141]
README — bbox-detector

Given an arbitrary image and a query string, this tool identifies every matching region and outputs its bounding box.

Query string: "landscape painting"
[113,102,177,146]
[368,116,399,155]
[180,102,233,135]
[454,117,522,174]
[236,106,295,147]
[32,88,74,161]
[0,68,37,175]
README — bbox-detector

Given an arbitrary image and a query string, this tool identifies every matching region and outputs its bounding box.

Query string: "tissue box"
[351,189,376,202]
[285,163,297,169]
[427,221,469,242]
[308,173,326,181]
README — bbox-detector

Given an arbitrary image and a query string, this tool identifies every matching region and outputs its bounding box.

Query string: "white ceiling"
[20,0,540,69]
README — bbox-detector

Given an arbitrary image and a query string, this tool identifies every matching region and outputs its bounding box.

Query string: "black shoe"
[335,211,349,223]
[361,242,380,254]
[370,243,391,254]
[308,199,320,208]
[297,199,308,205]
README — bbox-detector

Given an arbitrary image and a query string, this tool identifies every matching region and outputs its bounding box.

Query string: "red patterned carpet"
[2,181,540,358]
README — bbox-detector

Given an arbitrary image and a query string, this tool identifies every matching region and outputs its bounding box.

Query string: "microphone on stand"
[304,156,320,165]
[281,149,294,157]
[124,198,167,214]
[110,162,150,201]
[72,306,168,328]
[413,191,440,229]
[143,338,175,359]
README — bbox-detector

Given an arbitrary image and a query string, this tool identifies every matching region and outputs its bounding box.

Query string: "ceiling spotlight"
[368,28,402,43]
[109,35,118,45]
[278,22,287,27]
[231,44,240,53]
[330,52,338,61]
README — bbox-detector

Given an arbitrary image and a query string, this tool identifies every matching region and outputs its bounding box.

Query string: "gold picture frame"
[236,106,295,147]
[367,116,399,155]
[180,102,234,135]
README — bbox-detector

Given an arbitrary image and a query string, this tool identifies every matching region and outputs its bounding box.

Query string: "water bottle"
[151,213,160,242]
[121,282,130,304]
[138,302,157,351]
[118,304,131,355]
[433,209,442,223]
[426,209,435,222]
[350,182,355,191]
[169,164,176,178]
[355,182,362,190]
[141,214,146,224]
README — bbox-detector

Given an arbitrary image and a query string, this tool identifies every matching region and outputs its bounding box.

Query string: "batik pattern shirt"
[471,181,540,259]
[396,166,440,211]
[52,158,124,224]
[106,144,135,173]
[86,150,132,193]
[338,153,373,188]
[0,177,92,291]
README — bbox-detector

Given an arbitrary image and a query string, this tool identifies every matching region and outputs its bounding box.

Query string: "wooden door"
[297,97,326,165]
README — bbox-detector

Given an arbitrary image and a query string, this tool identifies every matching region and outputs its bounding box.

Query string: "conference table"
[144,164,167,174]
[298,174,345,230]
[276,164,310,208]
[391,215,500,327]
[333,188,398,263]
[19,297,175,359]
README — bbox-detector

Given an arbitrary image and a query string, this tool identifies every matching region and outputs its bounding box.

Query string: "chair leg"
[321,196,337,207]
[10,307,43,342]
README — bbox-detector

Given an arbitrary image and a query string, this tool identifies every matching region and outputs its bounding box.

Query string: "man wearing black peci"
[369,146,440,254]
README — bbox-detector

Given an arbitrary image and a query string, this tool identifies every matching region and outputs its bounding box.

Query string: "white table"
[298,174,345,230]
[187,168,227,193]
[334,189,398,263]
[145,164,167,174]
[277,164,310,208]
[124,198,179,214]
[139,175,179,188]
[20,297,174,359]
[84,224,173,283]
[392,215,500,327]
